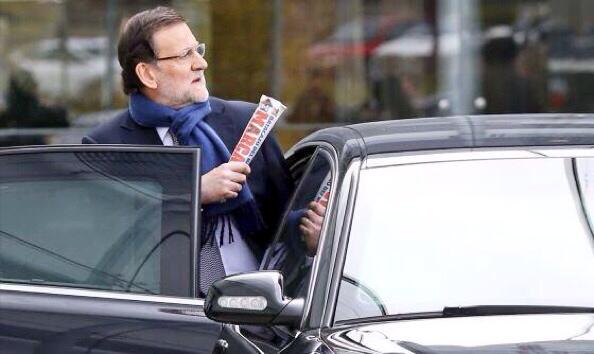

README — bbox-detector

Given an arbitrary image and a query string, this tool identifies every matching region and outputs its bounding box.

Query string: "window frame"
[0,145,202,302]
[274,143,342,330]
[319,156,361,330]
[328,146,594,327]
[262,147,334,270]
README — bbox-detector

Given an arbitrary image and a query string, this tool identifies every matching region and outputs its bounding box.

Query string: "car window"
[262,149,333,298]
[336,156,594,322]
[0,148,198,297]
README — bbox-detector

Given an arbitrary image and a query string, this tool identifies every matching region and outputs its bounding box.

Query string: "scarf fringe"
[201,214,237,247]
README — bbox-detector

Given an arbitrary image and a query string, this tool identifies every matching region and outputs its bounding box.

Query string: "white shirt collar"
[156,127,173,146]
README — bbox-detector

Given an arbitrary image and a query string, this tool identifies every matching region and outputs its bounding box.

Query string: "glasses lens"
[197,43,206,57]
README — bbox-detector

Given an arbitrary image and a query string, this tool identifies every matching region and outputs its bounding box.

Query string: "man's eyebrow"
[156,42,199,58]
[179,42,199,52]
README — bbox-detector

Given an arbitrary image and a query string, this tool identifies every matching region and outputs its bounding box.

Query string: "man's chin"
[193,88,210,103]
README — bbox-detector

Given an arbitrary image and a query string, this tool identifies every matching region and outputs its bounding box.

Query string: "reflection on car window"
[0,150,197,297]
[262,151,332,298]
[336,156,594,322]
[575,159,594,229]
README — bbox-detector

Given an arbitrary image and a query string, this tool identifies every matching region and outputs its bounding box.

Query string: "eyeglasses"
[155,43,206,62]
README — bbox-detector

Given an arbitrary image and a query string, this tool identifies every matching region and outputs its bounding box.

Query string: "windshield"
[336,156,594,322]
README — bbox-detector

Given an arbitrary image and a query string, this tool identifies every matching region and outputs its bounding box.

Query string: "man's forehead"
[152,22,198,52]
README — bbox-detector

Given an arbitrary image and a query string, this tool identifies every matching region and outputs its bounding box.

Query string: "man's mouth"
[192,77,202,84]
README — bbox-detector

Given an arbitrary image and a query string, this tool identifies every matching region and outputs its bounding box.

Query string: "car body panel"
[324,314,594,353]
[0,286,221,353]
[282,116,594,353]
[297,114,594,158]
[5,115,594,353]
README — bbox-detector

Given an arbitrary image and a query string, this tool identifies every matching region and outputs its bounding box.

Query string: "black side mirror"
[204,271,304,327]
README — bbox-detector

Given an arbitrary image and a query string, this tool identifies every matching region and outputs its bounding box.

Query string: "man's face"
[150,22,209,107]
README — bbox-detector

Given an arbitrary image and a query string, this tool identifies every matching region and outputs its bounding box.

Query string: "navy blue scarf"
[129,92,264,245]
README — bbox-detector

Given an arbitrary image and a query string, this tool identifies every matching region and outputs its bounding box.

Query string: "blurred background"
[0,0,592,149]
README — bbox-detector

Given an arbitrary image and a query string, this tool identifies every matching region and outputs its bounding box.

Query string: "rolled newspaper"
[230,95,287,164]
[314,172,332,207]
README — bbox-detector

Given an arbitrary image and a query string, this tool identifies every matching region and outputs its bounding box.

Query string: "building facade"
[0,0,592,148]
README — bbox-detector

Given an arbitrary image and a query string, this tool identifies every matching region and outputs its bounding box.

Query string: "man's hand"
[299,201,326,257]
[201,161,250,204]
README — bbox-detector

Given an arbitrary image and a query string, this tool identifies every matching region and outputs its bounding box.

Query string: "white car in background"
[8,37,119,103]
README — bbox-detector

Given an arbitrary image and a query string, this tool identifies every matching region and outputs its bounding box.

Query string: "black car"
[3,114,594,353]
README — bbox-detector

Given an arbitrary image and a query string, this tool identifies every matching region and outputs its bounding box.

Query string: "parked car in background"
[8,37,119,104]
[307,15,402,67]
[3,114,594,353]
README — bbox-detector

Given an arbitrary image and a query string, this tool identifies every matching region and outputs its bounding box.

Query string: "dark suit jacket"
[83,97,294,257]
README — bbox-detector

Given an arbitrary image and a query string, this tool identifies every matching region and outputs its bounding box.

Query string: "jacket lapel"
[204,98,238,151]
[120,111,163,145]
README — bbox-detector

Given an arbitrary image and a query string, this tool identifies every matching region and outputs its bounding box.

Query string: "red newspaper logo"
[230,109,268,162]
[229,95,286,164]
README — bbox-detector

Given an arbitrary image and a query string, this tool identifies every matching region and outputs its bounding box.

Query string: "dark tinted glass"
[0,148,198,297]
[262,151,332,298]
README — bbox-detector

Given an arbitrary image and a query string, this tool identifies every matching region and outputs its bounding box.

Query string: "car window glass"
[262,150,333,298]
[575,158,594,225]
[336,156,594,322]
[0,149,198,297]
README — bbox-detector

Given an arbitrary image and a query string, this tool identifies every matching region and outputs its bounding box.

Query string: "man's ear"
[135,62,158,89]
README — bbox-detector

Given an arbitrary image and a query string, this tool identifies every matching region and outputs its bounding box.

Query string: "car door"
[0,145,223,354]
[217,145,339,354]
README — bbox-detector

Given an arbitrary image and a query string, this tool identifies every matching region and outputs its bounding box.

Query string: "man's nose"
[192,54,207,71]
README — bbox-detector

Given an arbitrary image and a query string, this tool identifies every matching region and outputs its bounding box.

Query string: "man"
[83,6,293,295]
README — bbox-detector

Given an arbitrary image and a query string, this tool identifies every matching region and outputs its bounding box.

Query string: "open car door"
[0,145,223,353]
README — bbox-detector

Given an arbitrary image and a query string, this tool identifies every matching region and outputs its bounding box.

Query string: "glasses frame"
[154,43,206,62]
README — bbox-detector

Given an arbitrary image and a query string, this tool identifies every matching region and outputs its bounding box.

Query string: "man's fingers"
[201,163,250,204]
[299,224,312,236]
[224,190,239,199]
[226,161,251,175]
[305,209,324,224]
[309,202,326,216]
[300,217,311,228]
[299,223,315,236]
[227,171,247,183]
[227,181,242,193]
[300,217,319,231]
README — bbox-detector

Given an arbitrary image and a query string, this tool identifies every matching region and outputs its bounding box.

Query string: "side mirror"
[204,271,304,327]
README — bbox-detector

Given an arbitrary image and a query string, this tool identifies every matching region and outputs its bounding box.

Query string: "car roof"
[296,114,594,161]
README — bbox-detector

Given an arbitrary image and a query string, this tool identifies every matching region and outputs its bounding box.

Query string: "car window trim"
[191,148,201,298]
[0,283,205,306]
[364,146,594,169]
[298,146,340,330]
[322,159,361,329]
[0,144,198,155]
[328,146,594,327]
[0,144,202,298]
